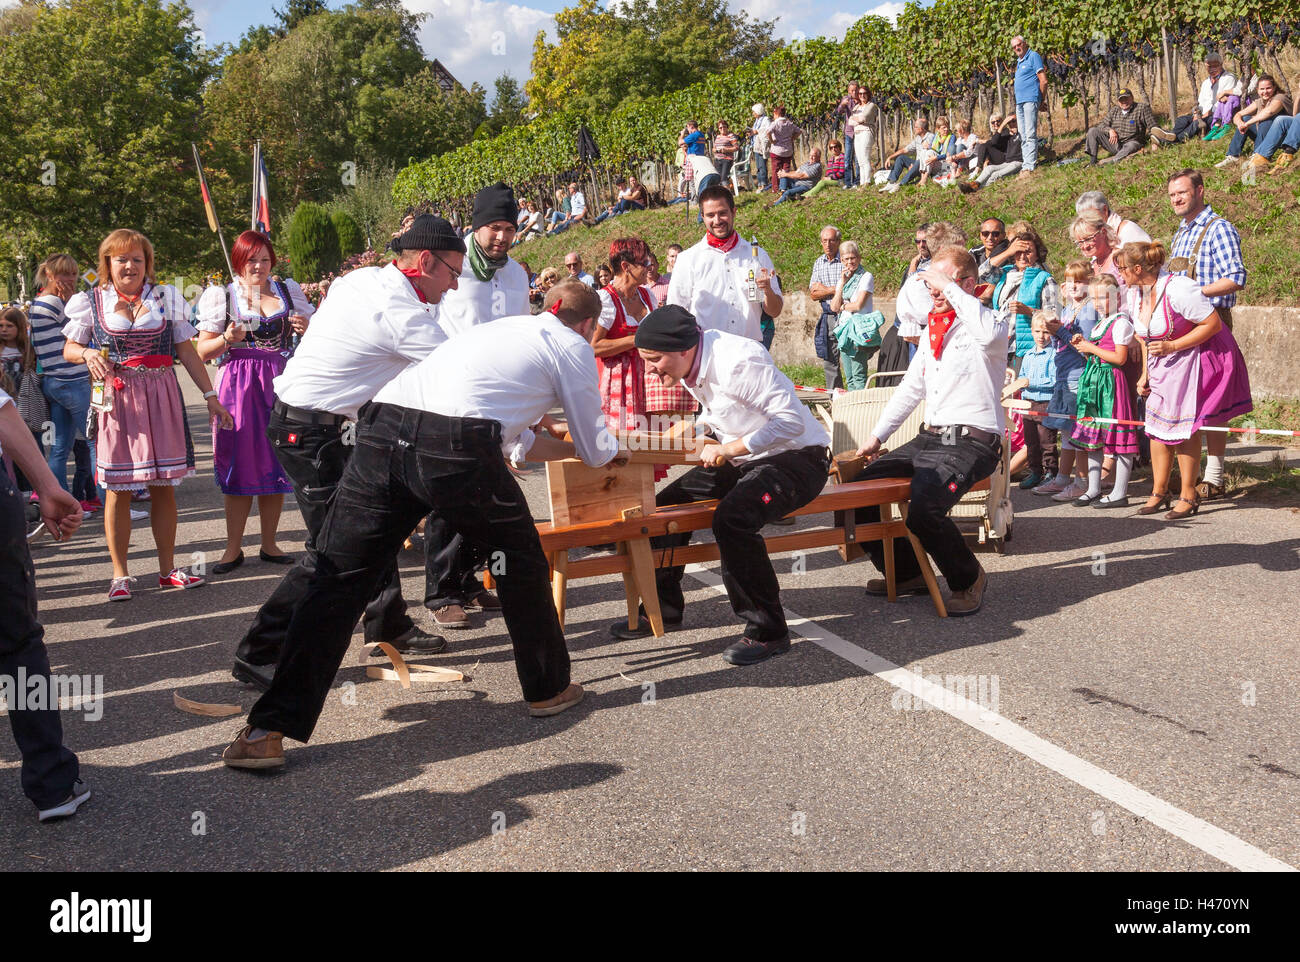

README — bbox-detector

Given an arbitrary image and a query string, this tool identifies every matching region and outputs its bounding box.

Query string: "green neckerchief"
[467,235,508,283]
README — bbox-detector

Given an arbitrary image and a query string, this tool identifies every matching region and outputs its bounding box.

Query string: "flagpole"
[191,141,235,281]
[251,140,260,231]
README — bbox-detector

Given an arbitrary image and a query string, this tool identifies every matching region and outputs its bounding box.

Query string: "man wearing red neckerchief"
[851,246,1010,616]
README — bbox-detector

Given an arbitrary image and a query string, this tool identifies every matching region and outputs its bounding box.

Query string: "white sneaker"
[1051,481,1087,502]
[38,779,92,822]
[129,507,148,521]
[1214,155,1239,168]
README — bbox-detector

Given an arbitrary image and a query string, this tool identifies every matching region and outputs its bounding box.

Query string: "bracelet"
[202,390,218,400]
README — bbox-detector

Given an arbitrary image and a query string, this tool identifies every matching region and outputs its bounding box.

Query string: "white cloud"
[820,4,906,40]
[405,0,555,90]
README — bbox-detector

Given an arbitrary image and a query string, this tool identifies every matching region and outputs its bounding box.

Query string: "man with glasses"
[970,218,1014,284]
[1010,35,1046,180]
[564,253,595,287]
[228,214,464,692]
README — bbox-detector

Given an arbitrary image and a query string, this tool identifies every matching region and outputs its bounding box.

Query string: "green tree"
[331,209,366,257]
[479,74,530,139]
[287,202,342,281]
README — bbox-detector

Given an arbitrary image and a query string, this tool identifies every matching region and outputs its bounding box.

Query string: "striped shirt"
[713,132,739,160]
[809,254,841,311]
[1170,206,1246,309]
[28,293,86,382]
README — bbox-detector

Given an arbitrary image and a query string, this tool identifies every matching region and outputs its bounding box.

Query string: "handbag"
[16,367,48,432]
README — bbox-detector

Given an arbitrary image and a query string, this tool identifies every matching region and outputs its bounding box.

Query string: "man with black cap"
[1085,88,1157,165]
[228,214,464,691]
[421,181,532,632]
[222,278,620,769]
[667,184,782,343]
[611,304,830,666]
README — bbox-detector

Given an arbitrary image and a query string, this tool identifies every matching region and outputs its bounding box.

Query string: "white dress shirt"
[569,191,587,217]
[272,263,446,418]
[685,329,829,463]
[374,312,618,467]
[871,281,1010,442]
[435,256,529,339]
[667,235,781,342]
[1198,70,1237,115]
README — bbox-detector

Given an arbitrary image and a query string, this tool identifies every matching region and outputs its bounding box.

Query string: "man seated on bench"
[853,245,1009,615]
[610,305,831,665]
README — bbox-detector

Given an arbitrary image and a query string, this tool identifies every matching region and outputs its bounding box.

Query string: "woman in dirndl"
[62,229,233,601]
[1120,241,1252,521]
[195,231,313,574]
[590,238,667,479]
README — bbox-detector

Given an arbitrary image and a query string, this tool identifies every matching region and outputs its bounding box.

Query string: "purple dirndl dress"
[213,281,296,496]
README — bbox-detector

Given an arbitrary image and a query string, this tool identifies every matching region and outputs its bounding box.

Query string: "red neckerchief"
[705,231,739,253]
[396,266,427,303]
[928,308,957,360]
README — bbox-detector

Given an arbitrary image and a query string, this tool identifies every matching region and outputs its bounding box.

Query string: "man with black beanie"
[422,182,533,632]
[610,305,830,666]
[228,214,464,692]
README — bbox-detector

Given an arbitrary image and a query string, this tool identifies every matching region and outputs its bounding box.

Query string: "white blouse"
[596,286,657,330]
[195,278,314,334]
[63,283,197,344]
[1127,274,1214,340]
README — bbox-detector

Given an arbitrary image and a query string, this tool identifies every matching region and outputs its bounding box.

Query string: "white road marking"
[685,565,1296,872]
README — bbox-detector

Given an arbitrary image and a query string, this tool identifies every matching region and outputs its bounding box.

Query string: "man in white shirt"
[853,246,1009,616]
[551,183,587,234]
[1157,51,1237,143]
[613,305,830,666]
[224,280,620,769]
[422,183,531,630]
[667,184,782,342]
[230,215,463,691]
[1074,191,1151,248]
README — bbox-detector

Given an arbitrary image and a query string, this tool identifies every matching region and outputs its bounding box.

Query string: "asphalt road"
[3,378,1298,871]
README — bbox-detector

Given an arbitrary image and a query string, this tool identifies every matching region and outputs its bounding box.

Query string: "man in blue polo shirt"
[1011,35,1047,180]
[679,121,707,156]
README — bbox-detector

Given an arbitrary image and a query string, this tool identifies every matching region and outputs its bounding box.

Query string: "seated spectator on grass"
[546,186,571,232]
[1160,51,1237,144]
[1074,191,1151,248]
[514,201,543,244]
[918,116,958,185]
[1241,91,1300,174]
[1215,74,1292,168]
[593,180,632,225]
[804,141,846,198]
[879,118,932,194]
[772,147,823,205]
[551,183,587,234]
[934,119,978,186]
[1086,87,1157,165]
[959,117,1022,193]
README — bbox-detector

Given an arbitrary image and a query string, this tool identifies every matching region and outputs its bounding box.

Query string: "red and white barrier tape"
[793,384,848,395]
[1006,402,1300,437]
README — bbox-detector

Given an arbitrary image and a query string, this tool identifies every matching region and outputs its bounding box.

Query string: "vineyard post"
[1163,26,1177,126]
[995,60,1005,116]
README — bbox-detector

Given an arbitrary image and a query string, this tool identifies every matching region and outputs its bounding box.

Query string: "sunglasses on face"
[980,230,1003,237]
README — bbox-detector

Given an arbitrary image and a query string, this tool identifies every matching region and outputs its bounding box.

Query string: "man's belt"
[923,424,999,446]
[272,399,346,426]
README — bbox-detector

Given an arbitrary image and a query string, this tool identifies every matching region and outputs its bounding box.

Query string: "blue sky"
[184,0,911,91]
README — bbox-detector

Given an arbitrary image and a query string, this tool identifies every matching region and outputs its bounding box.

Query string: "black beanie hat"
[389,214,466,254]
[472,181,519,230]
[635,305,702,352]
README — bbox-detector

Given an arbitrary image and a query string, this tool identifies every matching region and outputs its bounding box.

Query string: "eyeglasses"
[565,263,579,268]
[980,230,1004,237]
[1075,230,1104,246]
[915,238,927,245]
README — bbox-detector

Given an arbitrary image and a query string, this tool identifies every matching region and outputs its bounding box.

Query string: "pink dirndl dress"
[87,286,195,490]
[598,285,667,481]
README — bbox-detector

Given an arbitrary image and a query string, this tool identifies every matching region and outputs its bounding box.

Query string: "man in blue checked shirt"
[1166,168,1248,501]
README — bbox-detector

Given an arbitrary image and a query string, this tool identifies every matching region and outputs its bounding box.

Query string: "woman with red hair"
[590,238,662,472]
[195,231,314,573]
[62,229,233,601]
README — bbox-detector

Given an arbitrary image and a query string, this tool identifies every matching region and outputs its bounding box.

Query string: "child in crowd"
[1069,274,1138,507]
[1017,312,1058,489]
[1036,261,1097,500]
[0,307,41,493]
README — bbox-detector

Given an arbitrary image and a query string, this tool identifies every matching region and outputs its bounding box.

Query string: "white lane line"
[685,565,1296,873]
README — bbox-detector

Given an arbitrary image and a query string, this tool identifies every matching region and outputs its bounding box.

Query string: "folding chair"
[730,144,753,194]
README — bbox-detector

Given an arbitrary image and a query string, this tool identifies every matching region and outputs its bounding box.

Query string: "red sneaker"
[79,500,98,514]
[108,577,134,602]
[159,567,205,589]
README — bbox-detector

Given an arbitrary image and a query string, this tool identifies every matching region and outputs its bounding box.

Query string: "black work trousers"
[0,469,79,809]
[248,403,569,742]
[235,407,413,667]
[647,446,829,642]
[853,429,1001,592]
[423,517,486,609]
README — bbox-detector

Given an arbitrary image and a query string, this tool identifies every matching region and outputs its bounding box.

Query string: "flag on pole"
[191,142,235,281]
[252,141,271,235]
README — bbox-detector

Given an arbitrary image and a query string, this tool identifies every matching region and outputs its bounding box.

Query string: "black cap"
[635,305,702,352]
[390,214,466,254]
[472,181,519,230]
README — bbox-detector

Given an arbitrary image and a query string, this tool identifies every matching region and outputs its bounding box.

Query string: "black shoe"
[371,627,447,657]
[609,616,682,640]
[259,550,295,565]
[722,635,791,666]
[212,551,245,575]
[1092,495,1129,509]
[231,657,274,692]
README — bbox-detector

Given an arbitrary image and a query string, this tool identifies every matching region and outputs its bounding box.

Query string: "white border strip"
[685,565,1296,872]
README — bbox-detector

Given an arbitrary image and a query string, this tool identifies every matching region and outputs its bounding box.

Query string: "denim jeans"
[1016,100,1040,171]
[1226,118,1272,158]
[854,428,1002,592]
[888,154,920,184]
[1252,115,1300,159]
[754,153,769,189]
[644,446,830,641]
[773,179,814,204]
[248,403,571,741]
[0,470,80,809]
[234,406,414,667]
[843,132,858,188]
[41,375,90,492]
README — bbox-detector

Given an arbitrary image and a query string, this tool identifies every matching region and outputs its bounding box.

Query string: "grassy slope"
[516,136,1298,303]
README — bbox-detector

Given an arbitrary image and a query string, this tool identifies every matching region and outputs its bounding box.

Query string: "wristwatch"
[202,390,218,400]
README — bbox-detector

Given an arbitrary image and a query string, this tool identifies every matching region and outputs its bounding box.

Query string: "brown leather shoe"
[222,725,285,769]
[947,566,987,617]
[465,590,502,611]
[528,683,584,717]
[431,603,471,628]
[864,574,929,597]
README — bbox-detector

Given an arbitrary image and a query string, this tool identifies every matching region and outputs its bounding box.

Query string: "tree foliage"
[287,202,342,282]
[331,209,366,258]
